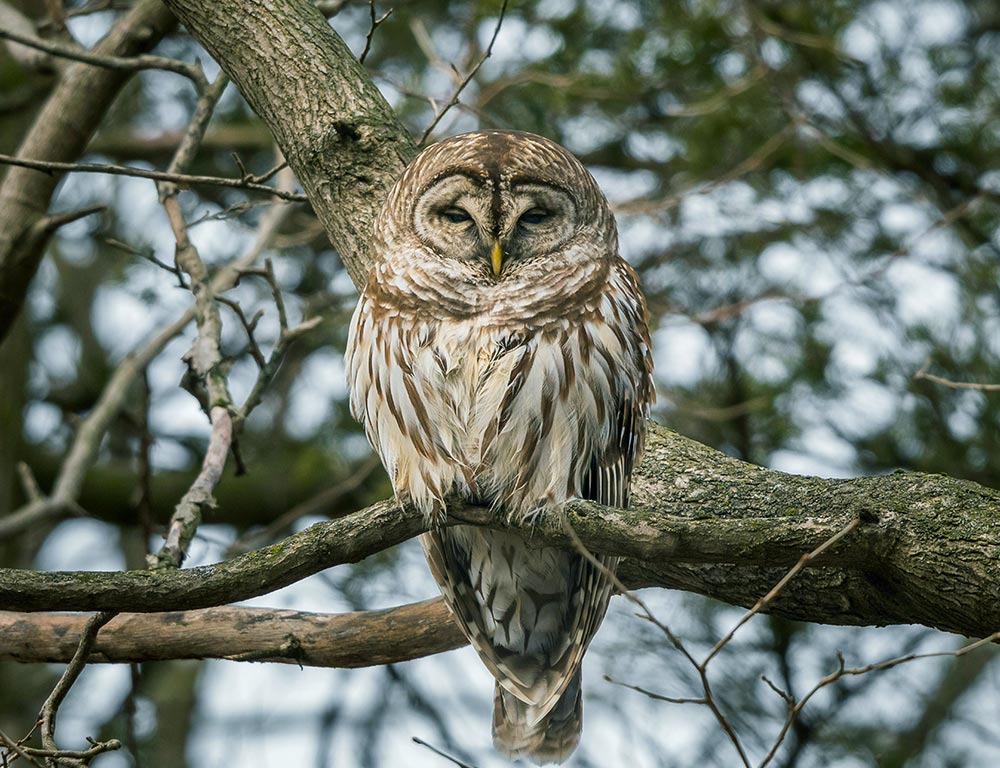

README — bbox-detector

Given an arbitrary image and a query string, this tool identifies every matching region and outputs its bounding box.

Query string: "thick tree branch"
[0,600,464,668]
[2,426,999,639]
[160,0,416,288]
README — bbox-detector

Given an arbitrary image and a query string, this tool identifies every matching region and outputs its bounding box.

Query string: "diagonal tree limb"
[160,0,417,289]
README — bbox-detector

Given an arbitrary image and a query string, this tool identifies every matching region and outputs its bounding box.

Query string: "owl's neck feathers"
[365,246,613,329]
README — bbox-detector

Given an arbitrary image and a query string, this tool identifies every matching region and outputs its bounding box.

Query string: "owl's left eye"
[518,208,551,226]
[440,207,473,224]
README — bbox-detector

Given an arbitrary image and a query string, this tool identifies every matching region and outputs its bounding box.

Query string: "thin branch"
[703,518,861,666]
[359,0,393,65]
[561,515,751,766]
[913,361,1000,392]
[39,611,118,753]
[33,204,106,236]
[0,153,308,201]
[149,196,234,568]
[232,257,322,425]
[18,740,122,762]
[0,26,207,89]
[159,72,231,198]
[0,728,42,767]
[603,676,706,706]
[412,737,478,768]
[149,405,233,569]
[418,0,509,144]
[757,632,1000,767]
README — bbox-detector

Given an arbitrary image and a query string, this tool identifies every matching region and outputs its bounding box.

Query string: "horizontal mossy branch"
[2,425,998,640]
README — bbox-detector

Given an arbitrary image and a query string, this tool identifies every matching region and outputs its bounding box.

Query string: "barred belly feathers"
[346,130,653,764]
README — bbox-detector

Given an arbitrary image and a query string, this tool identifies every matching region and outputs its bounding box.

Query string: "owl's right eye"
[440,207,473,224]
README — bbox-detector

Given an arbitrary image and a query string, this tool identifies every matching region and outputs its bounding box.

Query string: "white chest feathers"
[347,297,641,523]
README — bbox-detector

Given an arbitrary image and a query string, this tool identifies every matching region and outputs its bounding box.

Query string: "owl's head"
[373,131,617,298]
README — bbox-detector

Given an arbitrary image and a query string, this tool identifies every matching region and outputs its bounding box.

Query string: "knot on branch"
[331,119,362,142]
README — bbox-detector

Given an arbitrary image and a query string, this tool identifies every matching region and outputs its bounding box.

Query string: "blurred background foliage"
[1,0,999,766]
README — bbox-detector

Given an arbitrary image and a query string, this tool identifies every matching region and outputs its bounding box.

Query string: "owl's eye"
[518,208,550,226]
[440,207,473,224]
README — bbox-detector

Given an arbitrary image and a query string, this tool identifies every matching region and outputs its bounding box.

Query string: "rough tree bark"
[2,0,999,669]
[160,0,416,287]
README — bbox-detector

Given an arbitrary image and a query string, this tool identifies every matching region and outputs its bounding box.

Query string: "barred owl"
[346,130,653,763]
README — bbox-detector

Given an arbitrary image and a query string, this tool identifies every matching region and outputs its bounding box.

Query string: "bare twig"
[412,737,478,768]
[564,514,861,767]
[231,257,322,425]
[359,0,393,65]
[0,153,308,202]
[913,361,1000,392]
[39,611,119,755]
[757,632,1000,767]
[150,406,233,569]
[418,0,509,144]
[18,740,122,762]
[159,72,231,200]
[148,190,234,568]
[33,204,106,236]
[560,516,750,766]
[0,728,42,766]
[603,675,706,705]
[227,455,380,555]
[0,26,207,89]
[703,518,861,666]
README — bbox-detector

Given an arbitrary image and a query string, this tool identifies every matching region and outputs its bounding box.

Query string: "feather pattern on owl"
[346,130,653,764]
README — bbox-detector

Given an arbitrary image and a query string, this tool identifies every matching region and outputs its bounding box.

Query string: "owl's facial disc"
[413,174,493,271]
[413,172,579,279]
[502,183,576,264]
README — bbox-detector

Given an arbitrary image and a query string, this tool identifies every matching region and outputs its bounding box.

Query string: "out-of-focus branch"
[0,0,177,342]
[913,361,1000,392]
[0,183,296,543]
[0,25,207,87]
[0,599,464,668]
[417,0,508,144]
[0,3,52,71]
[227,455,380,555]
[0,153,308,201]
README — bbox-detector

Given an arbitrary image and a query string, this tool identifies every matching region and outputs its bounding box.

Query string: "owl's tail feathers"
[492,671,582,765]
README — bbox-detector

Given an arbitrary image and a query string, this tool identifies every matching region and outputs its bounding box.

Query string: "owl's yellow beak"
[490,238,503,277]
